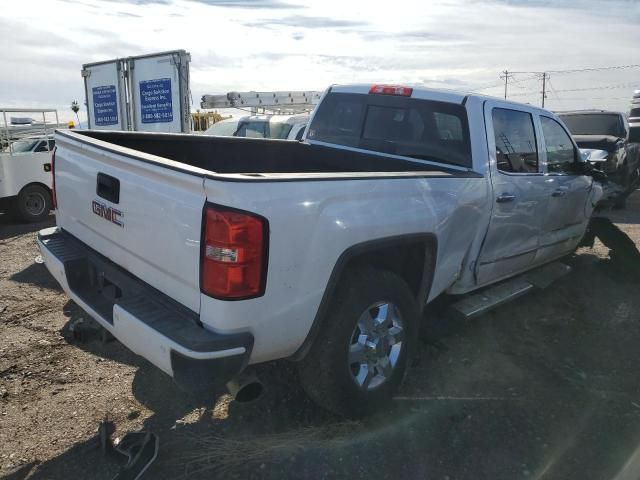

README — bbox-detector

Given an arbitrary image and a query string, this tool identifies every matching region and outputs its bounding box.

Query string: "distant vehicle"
[559,110,640,208]
[204,114,308,140]
[200,90,317,141]
[1,107,58,222]
[40,84,605,416]
[0,135,55,222]
[202,117,241,137]
[234,114,308,140]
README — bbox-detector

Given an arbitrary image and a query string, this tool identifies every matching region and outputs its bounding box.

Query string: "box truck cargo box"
[82,50,191,133]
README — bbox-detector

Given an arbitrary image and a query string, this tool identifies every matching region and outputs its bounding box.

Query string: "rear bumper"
[37,227,253,391]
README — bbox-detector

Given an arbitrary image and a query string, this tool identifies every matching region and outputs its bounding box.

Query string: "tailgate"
[53,131,206,312]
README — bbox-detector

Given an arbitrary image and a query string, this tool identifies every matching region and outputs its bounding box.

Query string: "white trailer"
[82,50,191,133]
[0,108,57,222]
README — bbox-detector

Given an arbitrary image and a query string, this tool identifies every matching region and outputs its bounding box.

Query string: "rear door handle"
[552,189,567,197]
[496,193,516,203]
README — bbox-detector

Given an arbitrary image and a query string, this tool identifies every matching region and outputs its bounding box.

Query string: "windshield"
[307,92,472,167]
[2,139,39,153]
[235,120,294,139]
[560,114,624,137]
[204,121,239,137]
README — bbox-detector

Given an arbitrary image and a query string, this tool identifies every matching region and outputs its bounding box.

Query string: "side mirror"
[580,148,609,164]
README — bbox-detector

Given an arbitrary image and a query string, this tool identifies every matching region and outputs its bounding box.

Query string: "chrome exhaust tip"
[226,371,264,403]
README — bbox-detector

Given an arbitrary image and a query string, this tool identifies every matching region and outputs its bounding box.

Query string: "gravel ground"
[2,193,640,480]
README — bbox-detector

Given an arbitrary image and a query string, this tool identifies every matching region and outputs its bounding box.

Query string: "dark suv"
[559,110,640,208]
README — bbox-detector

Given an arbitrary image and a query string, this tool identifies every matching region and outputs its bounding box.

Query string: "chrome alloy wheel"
[348,301,404,390]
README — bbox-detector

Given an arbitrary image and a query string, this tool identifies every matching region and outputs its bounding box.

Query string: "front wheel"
[298,267,420,417]
[15,184,52,223]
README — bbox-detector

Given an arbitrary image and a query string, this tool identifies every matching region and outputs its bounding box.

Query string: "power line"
[549,96,632,101]
[551,82,638,93]
[549,64,640,74]
[503,81,639,98]
[508,63,640,75]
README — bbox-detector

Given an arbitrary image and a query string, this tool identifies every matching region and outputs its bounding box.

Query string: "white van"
[0,135,55,222]
[204,114,308,140]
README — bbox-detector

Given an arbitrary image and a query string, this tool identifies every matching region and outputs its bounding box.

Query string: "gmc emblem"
[92,200,124,227]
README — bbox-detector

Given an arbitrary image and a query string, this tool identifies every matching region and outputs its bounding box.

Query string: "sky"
[1,0,639,123]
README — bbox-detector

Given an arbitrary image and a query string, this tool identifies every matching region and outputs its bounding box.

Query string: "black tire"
[15,184,52,223]
[298,267,420,417]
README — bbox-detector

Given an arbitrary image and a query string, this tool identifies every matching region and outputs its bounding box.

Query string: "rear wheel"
[298,267,420,416]
[15,184,51,223]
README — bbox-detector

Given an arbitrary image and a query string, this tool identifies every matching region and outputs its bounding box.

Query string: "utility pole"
[541,72,548,108]
[499,70,512,99]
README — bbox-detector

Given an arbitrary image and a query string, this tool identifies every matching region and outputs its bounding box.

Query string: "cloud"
[89,0,172,4]
[245,14,367,29]
[115,10,142,16]
[473,0,640,19]
[358,29,470,45]
[183,0,300,7]
[2,0,640,119]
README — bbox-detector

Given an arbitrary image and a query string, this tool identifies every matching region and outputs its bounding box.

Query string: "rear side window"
[492,108,539,174]
[540,116,576,173]
[308,92,471,168]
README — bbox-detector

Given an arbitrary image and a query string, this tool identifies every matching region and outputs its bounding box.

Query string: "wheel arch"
[290,233,437,361]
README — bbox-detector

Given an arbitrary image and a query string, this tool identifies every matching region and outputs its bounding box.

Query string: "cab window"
[492,108,539,174]
[308,92,472,168]
[34,141,50,153]
[540,117,576,174]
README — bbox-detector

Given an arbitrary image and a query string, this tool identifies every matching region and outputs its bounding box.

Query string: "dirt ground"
[2,194,640,480]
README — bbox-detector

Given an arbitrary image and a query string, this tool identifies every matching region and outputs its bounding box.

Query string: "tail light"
[51,146,57,209]
[200,204,268,300]
[369,85,413,96]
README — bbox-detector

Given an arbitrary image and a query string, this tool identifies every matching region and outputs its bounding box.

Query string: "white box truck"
[82,50,191,133]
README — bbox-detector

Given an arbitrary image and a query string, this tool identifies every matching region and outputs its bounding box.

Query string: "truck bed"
[69,130,471,177]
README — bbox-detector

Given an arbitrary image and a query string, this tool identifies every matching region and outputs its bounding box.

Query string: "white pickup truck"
[38,84,602,416]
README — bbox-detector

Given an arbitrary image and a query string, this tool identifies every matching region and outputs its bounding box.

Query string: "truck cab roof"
[329,83,553,115]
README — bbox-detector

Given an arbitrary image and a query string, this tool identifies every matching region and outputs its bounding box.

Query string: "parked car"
[558,110,640,208]
[0,134,55,222]
[204,114,308,140]
[38,84,603,416]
